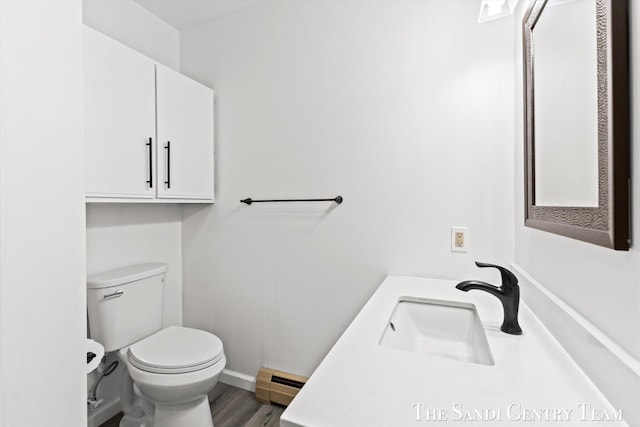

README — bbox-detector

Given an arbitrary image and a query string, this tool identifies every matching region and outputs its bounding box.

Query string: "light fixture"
[478,0,518,23]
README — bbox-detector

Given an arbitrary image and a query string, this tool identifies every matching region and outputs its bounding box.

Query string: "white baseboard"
[512,263,640,427]
[219,369,256,393]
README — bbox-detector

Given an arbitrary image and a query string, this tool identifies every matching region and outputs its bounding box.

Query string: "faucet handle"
[474,262,518,289]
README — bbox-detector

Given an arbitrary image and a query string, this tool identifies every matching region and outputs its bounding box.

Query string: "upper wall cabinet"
[83,27,214,203]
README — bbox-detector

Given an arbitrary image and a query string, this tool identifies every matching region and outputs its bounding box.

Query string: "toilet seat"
[128,326,224,374]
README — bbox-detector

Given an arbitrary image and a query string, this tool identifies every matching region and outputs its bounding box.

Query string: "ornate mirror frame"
[523,0,630,250]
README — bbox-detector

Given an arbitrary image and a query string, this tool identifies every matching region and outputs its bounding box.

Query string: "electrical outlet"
[451,226,469,253]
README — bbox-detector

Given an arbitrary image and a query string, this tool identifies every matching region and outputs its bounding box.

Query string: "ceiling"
[135,0,267,30]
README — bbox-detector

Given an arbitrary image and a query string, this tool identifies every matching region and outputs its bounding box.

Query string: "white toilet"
[87,263,226,427]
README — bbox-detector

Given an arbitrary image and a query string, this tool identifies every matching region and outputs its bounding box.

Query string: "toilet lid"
[128,326,224,374]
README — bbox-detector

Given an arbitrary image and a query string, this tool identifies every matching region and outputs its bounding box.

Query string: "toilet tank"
[87,263,167,352]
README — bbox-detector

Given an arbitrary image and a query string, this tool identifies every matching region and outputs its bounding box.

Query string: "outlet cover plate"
[451,226,469,253]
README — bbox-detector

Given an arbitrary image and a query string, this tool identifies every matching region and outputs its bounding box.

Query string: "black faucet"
[456,262,522,335]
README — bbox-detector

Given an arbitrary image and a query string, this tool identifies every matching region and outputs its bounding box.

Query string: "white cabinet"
[84,27,156,199]
[156,66,214,200]
[83,27,214,203]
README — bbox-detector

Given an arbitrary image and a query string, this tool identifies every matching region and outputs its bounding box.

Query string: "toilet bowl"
[87,263,226,427]
[119,326,225,427]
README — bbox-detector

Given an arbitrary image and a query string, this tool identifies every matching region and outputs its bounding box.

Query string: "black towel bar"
[241,196,343,205]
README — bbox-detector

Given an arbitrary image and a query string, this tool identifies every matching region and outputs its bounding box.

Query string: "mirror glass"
[523,0,630,250]
[533,0,598,207]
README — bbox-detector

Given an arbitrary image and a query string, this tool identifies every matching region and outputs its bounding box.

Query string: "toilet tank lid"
[87,263,168,289]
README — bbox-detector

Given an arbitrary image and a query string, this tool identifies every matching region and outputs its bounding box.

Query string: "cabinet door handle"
[146,137,153,188]
[164,141,171,189]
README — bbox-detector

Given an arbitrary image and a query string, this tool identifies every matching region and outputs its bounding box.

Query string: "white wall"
[180,0,515,378]
[513,0,640,362]
[83,0,180,70]
[0,1,86,426]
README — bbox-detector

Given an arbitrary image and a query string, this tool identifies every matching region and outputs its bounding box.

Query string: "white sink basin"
[379,296,494,366]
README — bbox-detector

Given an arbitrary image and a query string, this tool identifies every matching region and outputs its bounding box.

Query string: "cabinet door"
[84,27,156,199]
[156,65,214,200]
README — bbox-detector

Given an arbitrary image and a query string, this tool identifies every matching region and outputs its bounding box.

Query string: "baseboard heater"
[255,367,308,406]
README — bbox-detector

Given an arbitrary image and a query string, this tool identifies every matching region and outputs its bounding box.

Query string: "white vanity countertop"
[280,275,626,426]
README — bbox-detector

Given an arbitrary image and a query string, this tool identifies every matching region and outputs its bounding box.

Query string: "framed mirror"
[523,0,630,250]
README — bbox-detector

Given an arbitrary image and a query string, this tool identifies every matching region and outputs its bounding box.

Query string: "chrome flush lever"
[103,290,124,300]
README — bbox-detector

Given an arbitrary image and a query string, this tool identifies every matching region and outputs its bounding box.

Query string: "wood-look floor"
[99,382,284,427]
